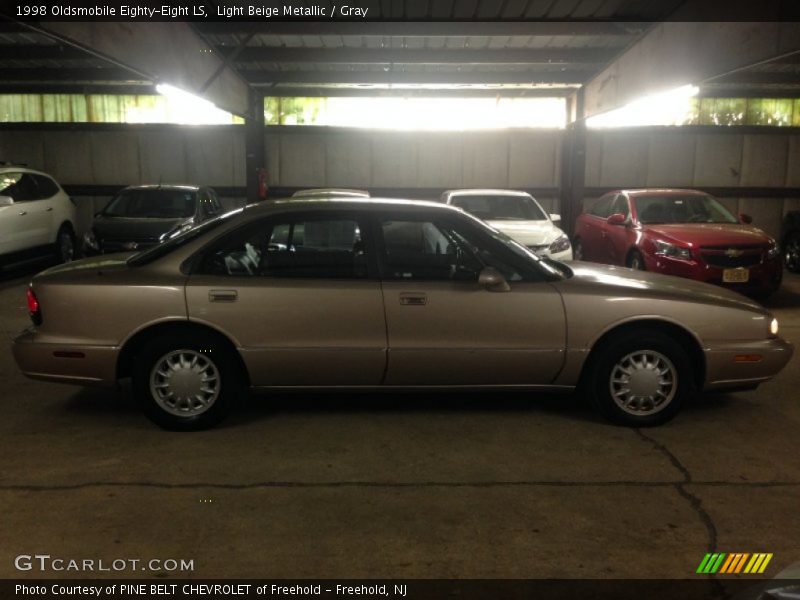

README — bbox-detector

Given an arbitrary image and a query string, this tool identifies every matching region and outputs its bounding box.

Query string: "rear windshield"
[103,189,197,219]
[451,195,547,221]
[127,209,241,266]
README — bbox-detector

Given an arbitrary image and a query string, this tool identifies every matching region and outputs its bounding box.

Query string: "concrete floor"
[1,266,799,581]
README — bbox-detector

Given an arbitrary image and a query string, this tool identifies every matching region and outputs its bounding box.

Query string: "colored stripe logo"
[696,553,773,574]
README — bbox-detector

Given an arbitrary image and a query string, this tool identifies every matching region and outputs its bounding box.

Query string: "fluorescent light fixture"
[153,83,234,125]
[587,84,699,128]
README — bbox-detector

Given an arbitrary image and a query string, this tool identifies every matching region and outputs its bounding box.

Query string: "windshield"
[451,194,548,221]
[127,209,241,266]
[103,189,197,219]
[635,194,738,225]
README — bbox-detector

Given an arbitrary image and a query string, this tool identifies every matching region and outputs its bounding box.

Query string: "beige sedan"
[13,199,793,430]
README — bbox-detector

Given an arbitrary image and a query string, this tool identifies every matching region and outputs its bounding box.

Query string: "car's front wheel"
[133,331,243,430]
[585,329,692,426]
[785,231,800,273]
[627,250,646,270]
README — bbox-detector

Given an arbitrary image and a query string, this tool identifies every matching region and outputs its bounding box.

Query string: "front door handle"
[209,289,238,302]
[45,207,53,212]
[399,293,427,306]
[18,211,27,216]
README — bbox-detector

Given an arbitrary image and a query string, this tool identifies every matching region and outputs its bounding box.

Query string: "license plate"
[723,268,749,283]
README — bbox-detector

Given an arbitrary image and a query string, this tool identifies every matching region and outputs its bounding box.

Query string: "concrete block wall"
[585,129,800,239]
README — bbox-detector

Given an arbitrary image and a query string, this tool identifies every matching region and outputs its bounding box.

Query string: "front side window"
[610,195,630,219]
[378,217,525,282]
[0,172,39,202]
[200,215,368,279]
[450,194,547,221]
[103,189,197,218]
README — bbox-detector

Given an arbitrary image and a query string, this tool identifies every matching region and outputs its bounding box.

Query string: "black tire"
[55,224,76,263]
[627,249,646,270]
[785,231,800,273]
[573,238,584,261]
[133,331,244,431]
[584,328,693,427]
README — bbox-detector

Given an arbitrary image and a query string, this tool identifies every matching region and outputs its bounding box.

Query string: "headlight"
[548,234,571,254]
[654,240,692,260]
[770,317,779,337]
[767,241,779,259]
[83,230,99,250]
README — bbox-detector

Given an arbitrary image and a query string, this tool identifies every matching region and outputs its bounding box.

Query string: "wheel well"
[625,247,642,264]
[57,221,74,233]
[116,321,250,385]
[581,319,705,390]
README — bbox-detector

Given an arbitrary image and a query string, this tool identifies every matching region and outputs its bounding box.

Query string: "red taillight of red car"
[26,287,42,325]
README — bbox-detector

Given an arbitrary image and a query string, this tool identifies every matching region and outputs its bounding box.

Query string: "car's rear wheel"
[55,225,75,263]
[785,232,800,273]
[585,329,692,426]
[573,238,584,261]
[133,331,243,430]
[627,250,645,270]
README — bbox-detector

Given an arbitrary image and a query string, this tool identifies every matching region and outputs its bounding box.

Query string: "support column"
[560,88,586,238]
[245,89,266,203]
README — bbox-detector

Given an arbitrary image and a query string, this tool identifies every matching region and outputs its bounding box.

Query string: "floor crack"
[635,429,727,599]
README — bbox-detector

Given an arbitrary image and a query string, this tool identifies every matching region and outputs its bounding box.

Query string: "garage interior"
[2,1,800,586]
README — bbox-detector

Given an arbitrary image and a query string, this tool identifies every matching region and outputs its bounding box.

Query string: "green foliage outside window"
[689,97,798,126]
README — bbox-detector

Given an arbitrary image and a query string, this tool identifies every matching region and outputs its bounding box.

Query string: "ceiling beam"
[245,70,588,85]
[195,21,646,37]
[0,67,149,83]
[229,46,618,65]
[28,22,251,116]
[583,21,800,118]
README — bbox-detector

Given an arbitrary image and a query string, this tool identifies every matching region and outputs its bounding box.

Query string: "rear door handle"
[399,293,427,306]
[18,211,27,216]
[45,207,53,212]
[209,289,238,302]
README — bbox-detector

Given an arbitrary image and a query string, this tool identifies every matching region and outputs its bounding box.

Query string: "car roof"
[0,165,53,178]
[292,188,370,198]
[243,197,462,216]
[122,184,201,192]
[618,188,709,197]
[443,188,534,198]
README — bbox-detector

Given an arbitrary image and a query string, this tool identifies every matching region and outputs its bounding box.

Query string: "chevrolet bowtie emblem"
[724,248,743,257]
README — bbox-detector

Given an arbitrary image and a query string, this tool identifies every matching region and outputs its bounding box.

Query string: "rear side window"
[199,215,368,279]
[32,174,60,199]
[588,195,613,218]
[0,172,39,202]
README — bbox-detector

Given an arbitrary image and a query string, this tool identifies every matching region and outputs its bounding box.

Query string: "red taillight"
[26,287,42,325]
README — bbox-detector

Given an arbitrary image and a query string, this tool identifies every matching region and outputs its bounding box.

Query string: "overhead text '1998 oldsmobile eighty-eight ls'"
[13,199,793,430]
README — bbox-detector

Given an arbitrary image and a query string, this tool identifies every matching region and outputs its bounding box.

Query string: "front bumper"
[12,329,119,388]
[703,337,794,391]
[645,254,782,295]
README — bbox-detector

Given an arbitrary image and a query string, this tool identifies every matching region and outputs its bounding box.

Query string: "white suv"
[442,189,573,261]
[0,165,77,268]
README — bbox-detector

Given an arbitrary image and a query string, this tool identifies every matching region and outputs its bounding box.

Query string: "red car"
[574,189,782,297]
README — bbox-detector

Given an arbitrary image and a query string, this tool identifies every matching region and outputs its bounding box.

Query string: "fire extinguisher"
[257,168,268,200]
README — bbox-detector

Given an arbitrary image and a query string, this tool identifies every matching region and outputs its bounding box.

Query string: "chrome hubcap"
[786,237,800,270]
[610,350,677,416]
[150,350,220,417]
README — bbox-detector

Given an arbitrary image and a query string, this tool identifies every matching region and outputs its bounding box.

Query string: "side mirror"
[549,213,561,225]
[478,266,511,293]
[606,213,627,225]
[739,213,753,224]
[0,195,14,207]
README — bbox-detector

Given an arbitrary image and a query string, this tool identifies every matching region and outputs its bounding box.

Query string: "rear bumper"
[12,329,119,388]
[703,337,794,391]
